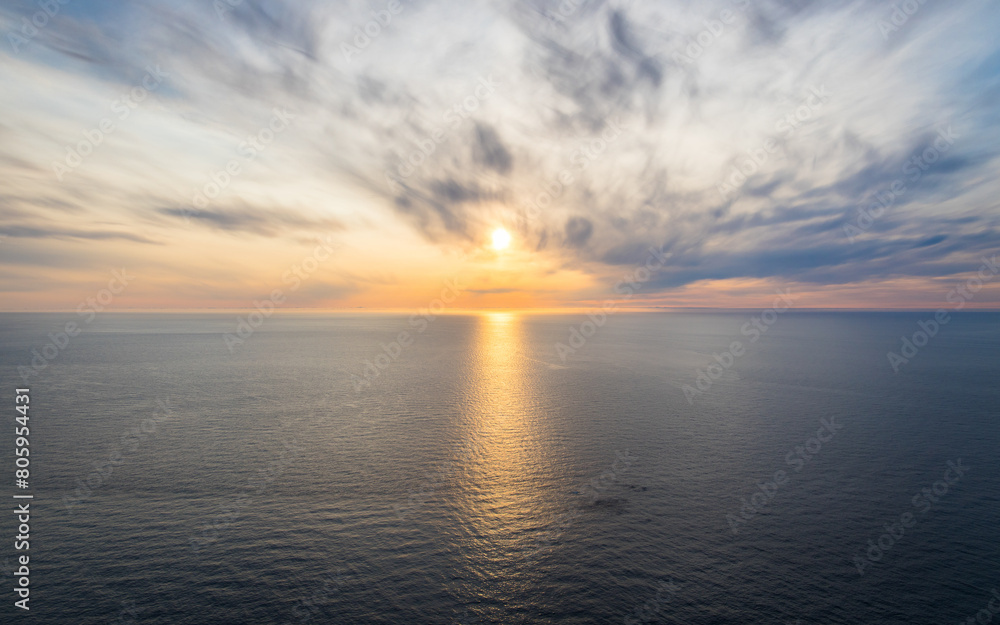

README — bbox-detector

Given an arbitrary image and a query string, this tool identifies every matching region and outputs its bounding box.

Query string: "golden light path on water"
[450,312,557,604]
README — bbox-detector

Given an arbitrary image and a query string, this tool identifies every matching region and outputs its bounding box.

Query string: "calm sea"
[0,311,998,624]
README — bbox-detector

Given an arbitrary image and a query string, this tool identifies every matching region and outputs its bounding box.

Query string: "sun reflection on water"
[452,312,551,577]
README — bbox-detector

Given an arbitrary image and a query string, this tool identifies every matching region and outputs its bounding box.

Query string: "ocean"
[1,311,998,624]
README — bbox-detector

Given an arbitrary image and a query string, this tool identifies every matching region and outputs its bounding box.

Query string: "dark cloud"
[608,10,662,87]
[0,225,158,244]
[473,124,513,174]
[915,235,947,248]
[430,179,479,204]
[564,216,593,248]
[158,206,342,237]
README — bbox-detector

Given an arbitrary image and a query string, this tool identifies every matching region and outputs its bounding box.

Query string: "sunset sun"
[492,228,511,250]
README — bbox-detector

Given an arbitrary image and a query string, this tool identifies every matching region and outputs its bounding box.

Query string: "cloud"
[289,280,358,304]
[0,225,159,244]
[1,0,999,307]
[564,216,593,248]
[468,288,519,294]
[156,205,343,237]
[473,124,513,174]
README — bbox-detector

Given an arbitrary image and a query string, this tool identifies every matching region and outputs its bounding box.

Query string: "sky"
[1,0,999,311]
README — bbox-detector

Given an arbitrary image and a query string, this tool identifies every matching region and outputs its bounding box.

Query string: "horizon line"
[2,307,999,314]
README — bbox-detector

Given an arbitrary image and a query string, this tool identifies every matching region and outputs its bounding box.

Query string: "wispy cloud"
[1,0,999,308]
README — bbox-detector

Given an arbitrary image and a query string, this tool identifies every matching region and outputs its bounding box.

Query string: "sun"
[491,228,511,250]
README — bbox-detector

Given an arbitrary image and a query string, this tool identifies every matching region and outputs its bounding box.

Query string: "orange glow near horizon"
[2,229,999,311]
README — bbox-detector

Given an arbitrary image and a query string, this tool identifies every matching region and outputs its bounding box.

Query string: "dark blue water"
[1,311,998,624]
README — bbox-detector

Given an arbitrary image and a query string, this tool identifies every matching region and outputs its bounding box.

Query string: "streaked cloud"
[1,0,999,309]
